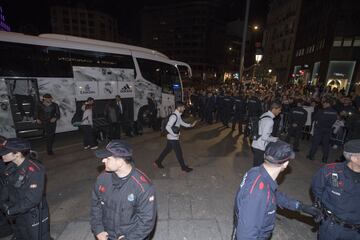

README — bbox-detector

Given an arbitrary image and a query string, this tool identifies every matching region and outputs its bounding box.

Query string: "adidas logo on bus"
[120,84,132,93]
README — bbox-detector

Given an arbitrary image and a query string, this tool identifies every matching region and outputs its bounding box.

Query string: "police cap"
[343,139,360,154]
[264,140,295,164]
[0,138,31,156]
[95,140,132,159]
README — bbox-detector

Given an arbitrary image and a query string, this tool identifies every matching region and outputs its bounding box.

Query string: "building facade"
[141,1,226,84]
[50,5,119,42]
[262,0,302,83]
[291,0,360,93]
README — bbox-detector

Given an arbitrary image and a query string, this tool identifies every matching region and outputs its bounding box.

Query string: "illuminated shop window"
[326,61,356,94]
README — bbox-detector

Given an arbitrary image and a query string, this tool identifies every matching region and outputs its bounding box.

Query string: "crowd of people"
[184,80,360,163]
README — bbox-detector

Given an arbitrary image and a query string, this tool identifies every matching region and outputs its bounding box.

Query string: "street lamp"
[253,25,259,31]
[255,50,263,64]
[268,69,272,74]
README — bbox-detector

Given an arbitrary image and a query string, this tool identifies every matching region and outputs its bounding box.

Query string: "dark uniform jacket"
[346,110,360,140]
[233,96,247,119]
[247,96,262,117]
[3,158,50,240]
[3,158,48,216]
[312,162,360,224]
[91,168,156,240]
[288,106,307,127]
[235,166,299,239]
[313,107,337,130]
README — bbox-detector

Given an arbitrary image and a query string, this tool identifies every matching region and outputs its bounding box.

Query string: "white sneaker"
[84,145,90,150]
[90,146,98,150]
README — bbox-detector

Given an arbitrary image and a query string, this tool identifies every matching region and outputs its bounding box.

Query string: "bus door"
[5,78,43,138]
[177,65,192,102]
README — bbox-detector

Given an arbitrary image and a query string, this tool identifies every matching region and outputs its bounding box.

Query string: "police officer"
[307,98,337,163]
[232,92,247,135]
[0,136,12,238]
[91,140,157,240]
[233,141,320,239]
[312,139,360,240]
[286,99,308,152]
[216,90,225,124]
[205,92,216,124]
[36,94,60,155]
[0,138,50,240]
[222,92,234,128]
[244,91,263,139]
[346,104,360,140]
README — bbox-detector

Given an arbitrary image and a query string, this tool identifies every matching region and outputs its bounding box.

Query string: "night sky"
[0,0,268,42]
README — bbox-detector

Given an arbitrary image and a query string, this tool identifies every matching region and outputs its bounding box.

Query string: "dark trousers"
[15,94,34,118]
[199,107,206,121]
[232,116,244,133]
[157,140,186,169]
[148,114,157,130]
[14,205,50,240]
[286,125,303,149]
[244,116,256,137]
[81,125,97,147]
[308,129,331,160]
[43,122,56,153]
[252,148,265,167]
[222,109,231,126]
[318,220,360,240]
[205,109,213,124]
[108,122,121,140]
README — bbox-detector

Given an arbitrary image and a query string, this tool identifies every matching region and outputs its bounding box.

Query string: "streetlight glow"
[253,25,259,30]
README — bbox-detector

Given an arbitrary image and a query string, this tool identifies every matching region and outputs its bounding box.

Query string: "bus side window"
[137,58,161,86]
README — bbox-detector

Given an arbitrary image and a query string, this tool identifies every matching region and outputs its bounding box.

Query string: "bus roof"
[39,33,169,59]
[0,31,169,60]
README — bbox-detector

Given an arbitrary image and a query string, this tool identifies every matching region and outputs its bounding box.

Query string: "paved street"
[1,121,337,240]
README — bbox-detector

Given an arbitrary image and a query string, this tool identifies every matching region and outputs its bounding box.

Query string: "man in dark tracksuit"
[232,93,247,135]
[233,141,320,239]
[312,139,360,240]
[0,138,50,240]
[307,99,337,163]
[286,99,307,152]
[92,140,157,240]
[147,94,157,130]
[36,94,60,155]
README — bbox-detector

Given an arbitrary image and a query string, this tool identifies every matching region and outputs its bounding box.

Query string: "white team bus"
[0,31,192,138]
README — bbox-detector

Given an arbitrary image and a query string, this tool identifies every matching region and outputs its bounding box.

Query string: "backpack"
[71,108,84,127]
[249,115,271,140]
[161,113,178,136]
